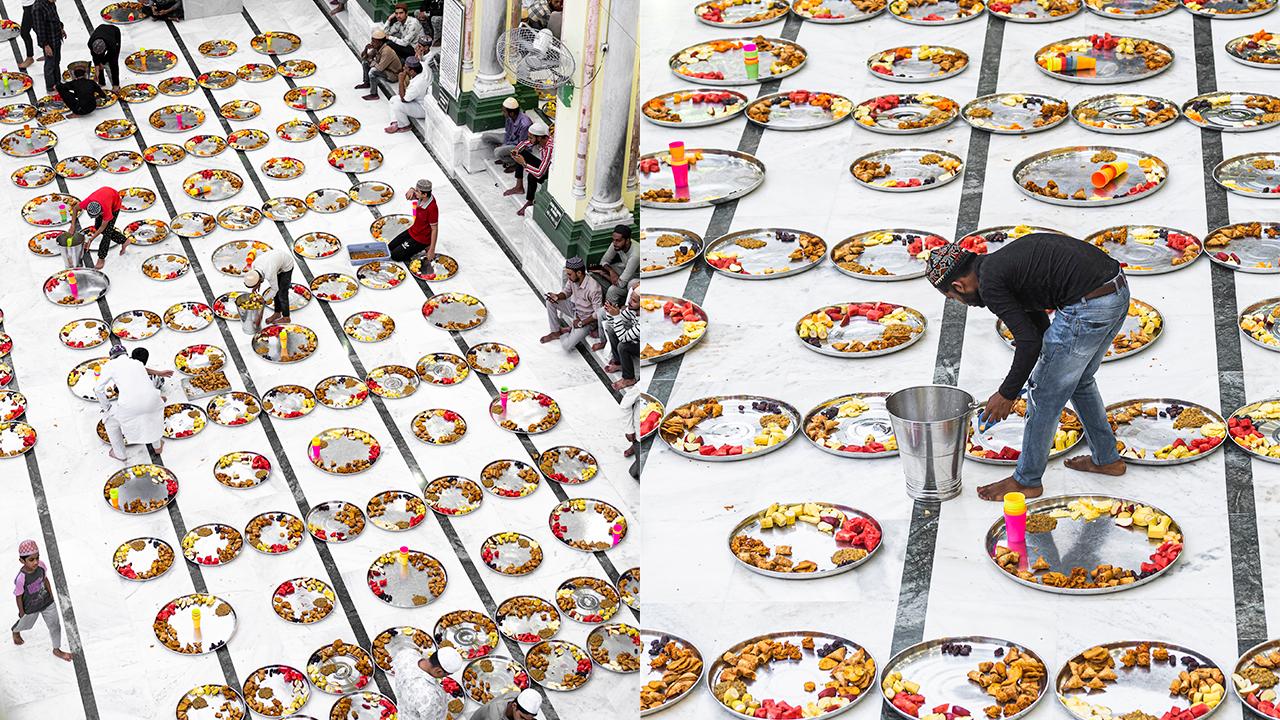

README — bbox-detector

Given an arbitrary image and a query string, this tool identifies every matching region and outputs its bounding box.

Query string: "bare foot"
[94,259,105,270]
[503,186,524,196]
[612,378,637,391]
[12,632,23,645]
[1064,456,1127,476]
[53,649,72,661]
[540,330,565,344]
[18,58,32,69]
[108,450,125,461]
[604,362,620,373]
[976,476,1043,502]
[590,341,605,352]
[517,203,531,216]
[384,124,399,133]
[152,441,164,454]
[623,445,635,458]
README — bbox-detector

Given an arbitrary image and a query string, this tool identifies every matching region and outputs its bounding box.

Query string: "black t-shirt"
[88,24,121,61]
[973,233,1121,398]
[60,78,103,115]
[16,565,53,614]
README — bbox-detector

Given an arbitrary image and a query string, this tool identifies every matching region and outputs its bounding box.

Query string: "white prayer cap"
[435,646,464,674]
[516,689,542,714]
[242,269,262,287]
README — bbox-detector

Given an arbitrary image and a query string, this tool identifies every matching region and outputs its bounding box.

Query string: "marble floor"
[641,2,1280,720]
[0,2,637,718]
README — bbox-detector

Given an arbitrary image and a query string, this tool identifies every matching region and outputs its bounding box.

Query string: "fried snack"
[967,646,1046,718]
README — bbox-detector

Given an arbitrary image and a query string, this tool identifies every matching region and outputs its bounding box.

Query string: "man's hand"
[981,392,1015,425]
[61,29,67,40]
[513,154,527,166]
[603,302,620,317]
[158,370,174,378]
[44,45,53,58]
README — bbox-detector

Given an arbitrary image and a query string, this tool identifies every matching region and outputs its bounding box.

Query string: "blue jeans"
[1013,279,1130,488]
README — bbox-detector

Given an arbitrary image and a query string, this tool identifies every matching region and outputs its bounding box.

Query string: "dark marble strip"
[1192,15,1268,655]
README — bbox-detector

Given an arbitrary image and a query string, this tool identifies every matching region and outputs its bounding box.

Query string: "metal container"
[886,385,976,502]
[234,293,264,335]
[58,230,84,267]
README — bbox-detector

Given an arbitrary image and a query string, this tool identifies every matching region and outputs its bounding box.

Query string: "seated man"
[71,186,126,269]
[386,55,428,133]
[542,257,605,352]
[383,2,426,58]
[505,122,552,216]
[603,281,640,391]
[387,179,438,262]
[590,225,637,305]
[482,98,532,173]
[355,29,402,101]
[148,0,183,21]
[54,63,107,118]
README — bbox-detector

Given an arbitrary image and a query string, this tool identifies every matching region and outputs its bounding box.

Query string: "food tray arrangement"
[199,39,237,57]
[157,76,196,95]
[125,48,177,73]
[113,537,174,581]
[251,31,301,55]
[855,93,958,134]
[149,104,204,132]
[117,83,157,103]
[480,531,544,575]
[496,596,562,645]
[371,626,434,672]
[709,631,877,718]
[638,148,766,208]
[748,90,853,130]
[882,637,1047,720]
[237,62,276,82]
[366,490,427,532]
[1204,222,1280,272]
[306,639,373,695]
[588,624,642,673]
[967,400,1082,464]
[436,610,501,660]
[463,656,532,703]
[343,311,395,343]
[241,664,308,716]
[112,309,162,340]
[172,212,216,237]
[488,389,560,433]
[868,45,969,82]
[986,495,1183,594]
[1227,30,1280,68]
[637,395,664,441]
[526,640,593,691]
[642,631,703,715]
[153,593,236,655]
[261,385,316,419]
[164,302,213,332]
[548,498,628,551]
[641,228,702,277]
[205,391,261,427]
[356,261,407,289]
[411,409,467,445]
[1085,226,1201,274]
[479,459,541,498]
[695,0,789,25]
[467,342,520,375]
[105,464,178,514]
[1106,399,1227,464]
[1014,147,1168,206]
[1184,92,1280,132]
[272,577,335,624]
[1072,94,1179,133]
[307,501,367,543]
[618,568,640,610]
[416,352,470,385]
[409,254,459,281]
[163,403,207,440]
[252,324,319,364]
[1229,397,1280,463]
[1239,300,1280,352]
[180,523,243,566]
[661,395,800,460]
[328,145,383,173]
[318,114,360,135]
[214,451,271,489]
[730,501,882,579]
[1035,35,1174,84]
[227,128,269,150]
[803,393,898,457]
[640,294,707,365]
[367,549,448,608]
[365,364,419,399]
[1055,642,1226,720]
[307,428,381,475]
[1,126,56,157]
[261,196,307,222]
[24,193,78,227]
[183,169,242,201]
[304,189,350,214]
[245,511,304,554]
[987,0,1081,20]
[704,228,826,278]
[1214,153,1280,198]
[644,89,748,127]
[349,180,395,206]
[315,375,369,409]
[851,148,963,192]
[423,475,483,515]
[797,302,927,357]
[538,446,599,484]
[669,37,807,85]
[889,0,985,23]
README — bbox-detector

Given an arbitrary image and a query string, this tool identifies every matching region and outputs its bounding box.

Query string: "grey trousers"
[546,298,592,351]
[103,415,127,458]
[12,604,61,648]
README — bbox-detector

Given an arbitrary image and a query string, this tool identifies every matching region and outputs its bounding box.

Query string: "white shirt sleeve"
[390,650,452,720]
[404,73,431,103]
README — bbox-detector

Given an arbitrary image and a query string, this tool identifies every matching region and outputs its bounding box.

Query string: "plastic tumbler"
[1003,492,1027,545]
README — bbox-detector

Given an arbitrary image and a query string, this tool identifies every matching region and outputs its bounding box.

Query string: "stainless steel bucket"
[235,293,265,335]
[58,231,85,267]
[887,385,978,502]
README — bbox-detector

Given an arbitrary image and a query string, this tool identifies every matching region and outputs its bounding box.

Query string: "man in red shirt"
[387,178,439,263]
[71,185,127,269]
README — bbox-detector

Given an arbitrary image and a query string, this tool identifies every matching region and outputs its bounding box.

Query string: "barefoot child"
[925,235,1130,501]
[11,540,72,661]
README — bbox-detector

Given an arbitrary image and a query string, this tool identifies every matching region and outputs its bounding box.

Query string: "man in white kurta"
[242,247,295,326]
[469,688,542,720]
[390,646,465,719]
[387,56,430,133]
[94,346,165,460]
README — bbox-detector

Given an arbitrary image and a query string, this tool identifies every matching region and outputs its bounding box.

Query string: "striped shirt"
[513,137,553,179]
[610,307,639,344]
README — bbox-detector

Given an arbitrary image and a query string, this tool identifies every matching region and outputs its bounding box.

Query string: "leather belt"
[1082,273,1127,302]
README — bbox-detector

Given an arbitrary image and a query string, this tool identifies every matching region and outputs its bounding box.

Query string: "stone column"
[473,0,514,98]
[584,0,638,227]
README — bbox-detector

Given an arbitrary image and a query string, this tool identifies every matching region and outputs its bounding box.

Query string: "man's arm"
[990,292,1046,400]
[618,247,639,285]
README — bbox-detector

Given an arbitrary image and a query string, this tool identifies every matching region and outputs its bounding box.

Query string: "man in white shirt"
[469,688,542,720]
[241,247,296,326]
[390,646,465,719]
[95,345,169,461]
[387,55,430,133]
